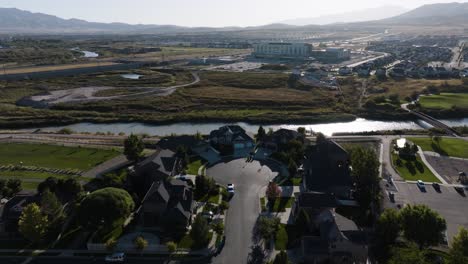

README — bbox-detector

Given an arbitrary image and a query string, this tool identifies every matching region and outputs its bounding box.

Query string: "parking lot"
[425,155,468,184]
[392,181,468,244]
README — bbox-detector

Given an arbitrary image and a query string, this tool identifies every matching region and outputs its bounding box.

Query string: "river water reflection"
[35,118,468,136]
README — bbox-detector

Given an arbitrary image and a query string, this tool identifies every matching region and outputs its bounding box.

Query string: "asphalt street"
[208,159,277,264]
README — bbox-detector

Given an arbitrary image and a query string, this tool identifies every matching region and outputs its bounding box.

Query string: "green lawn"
[270,197,295,212]
[177,234,194,249]
[0,143,120,170]
[21,181,39,190]
[177,232,213,250]
[391,153,440,183]
[275,224,288,251]
[279,177,302,186]
[260,197,266,212]
[0,170,82,180]
[199,193,220,204]
[186,160,203,175]
[419,93,468,110]
[408,137,468,158]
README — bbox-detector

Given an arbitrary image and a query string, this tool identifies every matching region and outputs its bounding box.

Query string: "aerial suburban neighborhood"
[1,1,468,264]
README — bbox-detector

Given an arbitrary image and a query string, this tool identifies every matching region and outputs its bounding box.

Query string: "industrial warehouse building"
[253,42,313,58]
[253,42,350,62]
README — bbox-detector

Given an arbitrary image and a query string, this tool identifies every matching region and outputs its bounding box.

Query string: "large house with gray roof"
[139,179,194,231]
[302,139,353,199]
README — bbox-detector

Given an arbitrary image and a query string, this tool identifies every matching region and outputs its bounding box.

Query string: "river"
[34,118,468,136]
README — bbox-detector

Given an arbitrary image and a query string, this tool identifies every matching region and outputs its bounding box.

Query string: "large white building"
[253,42,312,58]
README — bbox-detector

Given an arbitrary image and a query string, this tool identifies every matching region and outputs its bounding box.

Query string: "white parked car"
[105,253,125,262]
[416,180,425,189]
[227,184,235,194]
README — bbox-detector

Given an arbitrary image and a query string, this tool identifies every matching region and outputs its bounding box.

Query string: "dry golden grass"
[2,62,118,74]
[369,78,463,98]
[180,86,332,104]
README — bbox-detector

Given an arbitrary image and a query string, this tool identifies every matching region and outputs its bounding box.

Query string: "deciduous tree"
[400,204,446,248]
[18,203,49,244]
[77,187,135,228]
[273,250,289,264]
[447,227,468,264]
[375,209,401,247]
[248,245,266,264]
[134,236,148,250]
[265,182,281,203]
[190,215,210,249]
[348,146,381,213]
[40,190,62,220]
[124,134,145,162]
[256,126,266,142]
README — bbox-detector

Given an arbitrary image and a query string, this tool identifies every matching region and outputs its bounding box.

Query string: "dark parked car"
[432,183,441,192]
[454,186,465,195]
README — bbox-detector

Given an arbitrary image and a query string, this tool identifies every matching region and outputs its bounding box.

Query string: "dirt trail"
[25,72,199,106]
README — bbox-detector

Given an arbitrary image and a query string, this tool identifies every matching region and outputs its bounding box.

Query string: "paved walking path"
[423,151,468,162]
[82,155,131,178]
[417,146,449,184]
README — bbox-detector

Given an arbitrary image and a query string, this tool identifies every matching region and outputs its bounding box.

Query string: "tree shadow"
[414,161,425,173]
[431,142,448,156]
[405,161,417,175]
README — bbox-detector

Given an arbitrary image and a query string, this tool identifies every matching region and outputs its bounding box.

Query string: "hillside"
[281,6,407,26]
[0,8,184,33]
[381,2,468,25]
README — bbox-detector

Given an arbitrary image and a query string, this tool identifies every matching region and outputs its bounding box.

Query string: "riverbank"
[0,112,358,129]
[4,118,442,137]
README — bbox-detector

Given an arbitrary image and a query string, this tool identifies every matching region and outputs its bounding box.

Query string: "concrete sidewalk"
[83,155,131,178]
[417,147,448,184]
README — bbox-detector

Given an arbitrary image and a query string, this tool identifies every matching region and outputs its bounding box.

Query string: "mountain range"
[280,6,408,26]
[0,2,468,34]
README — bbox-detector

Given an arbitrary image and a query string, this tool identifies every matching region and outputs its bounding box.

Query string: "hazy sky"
[0,0,466,27]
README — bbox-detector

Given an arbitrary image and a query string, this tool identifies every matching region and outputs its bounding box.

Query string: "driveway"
[207,159,278,264]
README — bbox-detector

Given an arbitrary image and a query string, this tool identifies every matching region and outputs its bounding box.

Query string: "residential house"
[209,125,254,150]
[134,149,181,194]
[419,66,437,78]
[139,179,194,231]
[156,135,221,165]
[0,192,38,233]
[435,67,450,79]
[375,68,387,78]
[302,140,353,199]
[301,209,367,264]
[356,66,371,78]
[338,66,352,76]
[389,67,405,78]
[260,128,305,152]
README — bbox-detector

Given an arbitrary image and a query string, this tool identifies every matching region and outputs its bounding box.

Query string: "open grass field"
[408,137,468,158]
[200,71,289,89]
[419,93,468,110]
[0,143,120,170]
[391,153,440,183]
